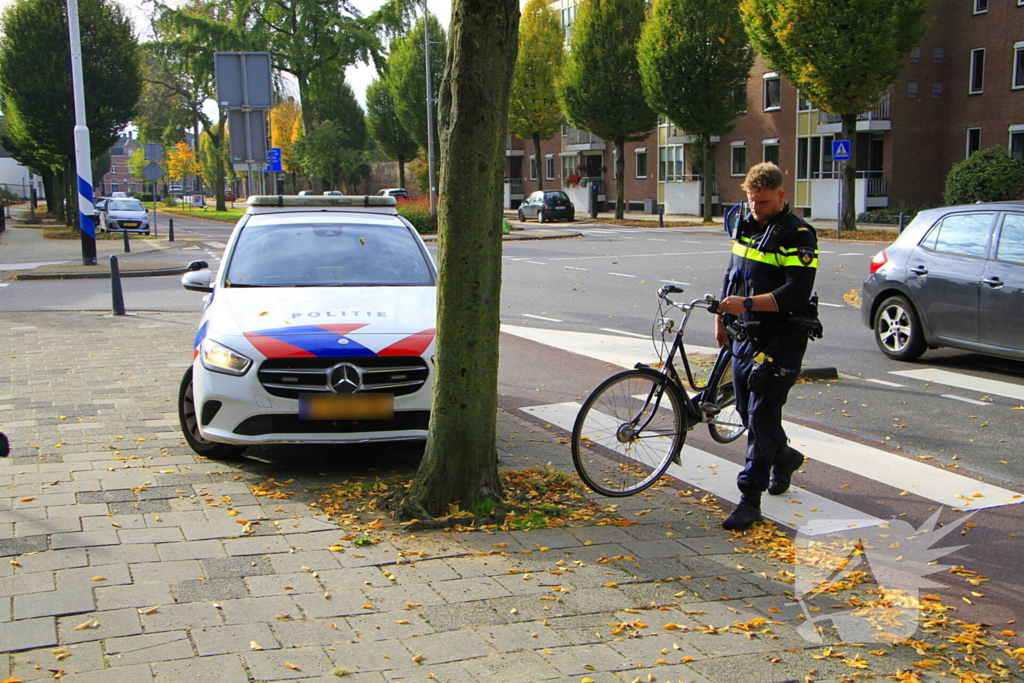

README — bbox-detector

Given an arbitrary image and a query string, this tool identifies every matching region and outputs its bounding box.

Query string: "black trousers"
[731,337,805,494]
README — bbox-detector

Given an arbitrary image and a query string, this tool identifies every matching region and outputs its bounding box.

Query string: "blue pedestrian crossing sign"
[832,140,851,161]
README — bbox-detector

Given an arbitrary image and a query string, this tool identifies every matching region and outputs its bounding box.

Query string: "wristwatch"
[743,297,754,310]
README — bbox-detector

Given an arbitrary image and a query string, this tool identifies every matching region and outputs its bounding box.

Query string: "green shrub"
[856,202,936,225]
[502,219,511,234]
[944,146,1024,205]
[135,193,158,203]
[397,196,436,234]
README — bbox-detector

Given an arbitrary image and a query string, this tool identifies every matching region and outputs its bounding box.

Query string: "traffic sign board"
[832,139,851,161]
[142,162,164,182]
[264,147,282,173]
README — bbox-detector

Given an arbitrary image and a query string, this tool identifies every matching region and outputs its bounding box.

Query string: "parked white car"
[178,195,438,459]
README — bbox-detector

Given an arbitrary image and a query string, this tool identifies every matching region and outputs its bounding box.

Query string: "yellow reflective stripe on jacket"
[732,241,818,268]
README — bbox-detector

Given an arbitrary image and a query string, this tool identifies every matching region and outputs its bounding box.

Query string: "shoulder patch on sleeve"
[797,227,809,231]
[797,246,815,265]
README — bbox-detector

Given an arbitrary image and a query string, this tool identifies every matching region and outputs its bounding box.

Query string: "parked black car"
[861,201,1024,361]
[518,190,575,223]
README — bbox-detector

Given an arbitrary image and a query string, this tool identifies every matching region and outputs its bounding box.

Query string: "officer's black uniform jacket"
[721,203,818,354]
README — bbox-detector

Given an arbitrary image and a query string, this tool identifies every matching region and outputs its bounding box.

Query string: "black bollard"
[110,255,126,316]
[168,218,174,242]
[898,212,906,233]
[658,204,664,228]
[122,228,130,253]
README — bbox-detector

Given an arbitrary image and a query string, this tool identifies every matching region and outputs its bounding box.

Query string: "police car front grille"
[257,357,429,399]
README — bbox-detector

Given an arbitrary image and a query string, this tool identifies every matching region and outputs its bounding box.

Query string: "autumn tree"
[366,78,418,189]
[558,0,656,219]
[739,0,928,231]
[270,98,303,186]
[386,13,446,155]
[508,0,564,193]
[398,0,520,520]
[166,141,203,193]
[638,0,752,222]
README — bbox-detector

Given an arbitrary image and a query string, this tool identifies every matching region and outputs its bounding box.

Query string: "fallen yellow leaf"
[284,662,301,671]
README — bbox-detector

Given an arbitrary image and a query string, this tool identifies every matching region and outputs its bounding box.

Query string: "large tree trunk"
[701,133,712,223]
[398,155,406,189]
[840,113,857,232]
[399,0,520,520]
[42,169,55,216]
[615,137,625,219]
[533,132,543,192]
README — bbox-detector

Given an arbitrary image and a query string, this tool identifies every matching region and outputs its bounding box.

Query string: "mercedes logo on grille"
[328,363,362,394]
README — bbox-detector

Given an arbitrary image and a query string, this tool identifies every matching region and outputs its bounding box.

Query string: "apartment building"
[99,134,141,197]
[504,0,1024,218]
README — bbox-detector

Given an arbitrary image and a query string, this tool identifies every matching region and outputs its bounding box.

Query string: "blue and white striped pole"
[67,0,96,265]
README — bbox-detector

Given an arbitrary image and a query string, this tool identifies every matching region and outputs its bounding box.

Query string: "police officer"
[715,162,818,531]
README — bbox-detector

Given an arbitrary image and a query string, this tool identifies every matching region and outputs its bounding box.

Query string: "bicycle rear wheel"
[707,381,746,444]
[572,369,686,496]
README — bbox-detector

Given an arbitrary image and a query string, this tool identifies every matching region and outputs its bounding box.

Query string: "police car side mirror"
[182,268,213,293]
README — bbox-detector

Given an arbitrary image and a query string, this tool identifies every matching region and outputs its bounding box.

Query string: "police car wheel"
[178,367,246,460]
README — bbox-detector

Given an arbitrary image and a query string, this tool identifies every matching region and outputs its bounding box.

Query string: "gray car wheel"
[874,295,926,361]
[518,209,525,221]
[537,210,545,224]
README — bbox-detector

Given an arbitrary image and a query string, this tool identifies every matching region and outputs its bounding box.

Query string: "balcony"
[505,178,524,196]
[505,134,525,157]
[818,93,892,132]
[566,127,606,151]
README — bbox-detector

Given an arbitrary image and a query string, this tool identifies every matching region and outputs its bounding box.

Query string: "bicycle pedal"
[699,402,719,415]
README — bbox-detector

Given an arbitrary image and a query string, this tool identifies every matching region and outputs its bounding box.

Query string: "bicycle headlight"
[200,338,252,376]
[658,317,675,333]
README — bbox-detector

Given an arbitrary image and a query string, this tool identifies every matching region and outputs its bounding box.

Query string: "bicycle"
[570,285,746,497]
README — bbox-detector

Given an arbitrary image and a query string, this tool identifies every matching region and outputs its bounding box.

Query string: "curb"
[14,265,191,281]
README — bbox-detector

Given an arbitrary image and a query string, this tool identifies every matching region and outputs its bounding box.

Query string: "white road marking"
[839,253,864,256]
[564,266,589,272]
[600,328,649,339]
[0,282,10,288]
[526,261,547,266]
[523,314,564,323]
[607,272,636,278]
[942,395,993,406]
[648,238,667,242]
[501,324,717,368]
[520,402,882,533]
[783,421,1021,510]
[889,368,1024,402]
[819,302,844,308]
[659,279,693,286]
[865,379,905,388]
[203,242,228,249]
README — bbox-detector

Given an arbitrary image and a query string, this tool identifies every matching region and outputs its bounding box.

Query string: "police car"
[178,195,437,459]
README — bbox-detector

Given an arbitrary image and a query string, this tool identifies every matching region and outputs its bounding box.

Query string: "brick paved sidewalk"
[0,312,935,683]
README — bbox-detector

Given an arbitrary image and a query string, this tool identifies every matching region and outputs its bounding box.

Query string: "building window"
[1011,126,1024,160]
[111,182,119,193]
[933,46,945,63]
[974,0,987,13]
[909,46,920,63]
[932,81,944,98]
[635,149,648,179]
[966,128,981,158]
[762,140,780,166]
[111,147,124,157]
[109,165,117,174]
[796,135,834,180]
[659,145,684,181]
[545,156,555,181]
[970,48,985,94]
[1014,42,1024,89]
[561,154,579,182]
[731,143,747,177]
[797,91,814,111]
[529,156,537,181]
[733,83,747,113]
[907,81,919,98]
[763,73,781,110]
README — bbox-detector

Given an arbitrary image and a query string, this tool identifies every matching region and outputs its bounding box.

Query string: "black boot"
[0,432,8,457]
[768,447,804,495]
[722,492,763,531]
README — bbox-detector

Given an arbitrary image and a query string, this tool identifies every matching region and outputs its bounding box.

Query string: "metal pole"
[109,255,126,316]
[836,161,843,239]
[152,181,158,236]
[67,0,96,266]
[423,1,437,219]
[169,218,175,242]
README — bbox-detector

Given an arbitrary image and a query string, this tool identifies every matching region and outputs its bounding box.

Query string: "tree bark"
[533,132,543,192]
[841,112,857,232]
[399,0,520,520]
[398,155,406,189]
[615,137,625,219]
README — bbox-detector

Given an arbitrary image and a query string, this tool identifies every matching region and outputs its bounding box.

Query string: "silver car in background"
[101,198,150,235]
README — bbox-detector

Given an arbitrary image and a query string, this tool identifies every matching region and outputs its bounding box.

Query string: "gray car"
[861,201,1024,361]
[101,198,150,235]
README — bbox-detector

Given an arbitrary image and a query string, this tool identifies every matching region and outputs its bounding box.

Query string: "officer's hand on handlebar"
[718,296,749,315]
[715,315,730,348]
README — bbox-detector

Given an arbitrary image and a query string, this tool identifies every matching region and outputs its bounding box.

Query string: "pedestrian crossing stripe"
[890,368,1024,402]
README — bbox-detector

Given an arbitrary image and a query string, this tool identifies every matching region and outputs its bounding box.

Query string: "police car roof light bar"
[246,195,398,208]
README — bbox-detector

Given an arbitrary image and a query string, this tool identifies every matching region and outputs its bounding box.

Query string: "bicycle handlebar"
[658,285,720,314]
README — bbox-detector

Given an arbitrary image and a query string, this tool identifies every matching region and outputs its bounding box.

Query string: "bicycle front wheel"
[572,369,686,496]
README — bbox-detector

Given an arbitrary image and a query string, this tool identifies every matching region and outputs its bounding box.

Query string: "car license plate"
[299,393,394,420]
[123,222,138,227]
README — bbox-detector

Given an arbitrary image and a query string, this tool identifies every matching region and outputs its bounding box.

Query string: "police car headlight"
[200,339,252,376]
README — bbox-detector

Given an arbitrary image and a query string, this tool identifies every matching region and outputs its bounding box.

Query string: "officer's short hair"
[742,163,785,193]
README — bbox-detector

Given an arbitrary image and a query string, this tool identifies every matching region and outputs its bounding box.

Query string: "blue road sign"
[264,147,282,173]
[832,139,851,161]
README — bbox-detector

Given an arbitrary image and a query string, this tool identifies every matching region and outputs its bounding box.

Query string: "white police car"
[177,195,436,459]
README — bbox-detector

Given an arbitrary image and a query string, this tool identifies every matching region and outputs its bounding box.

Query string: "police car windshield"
[224,223,434,287]
[108,200,145,212]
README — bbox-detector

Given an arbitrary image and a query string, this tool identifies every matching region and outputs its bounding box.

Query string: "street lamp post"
[423,0,437,219]
[67,0,97,265]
